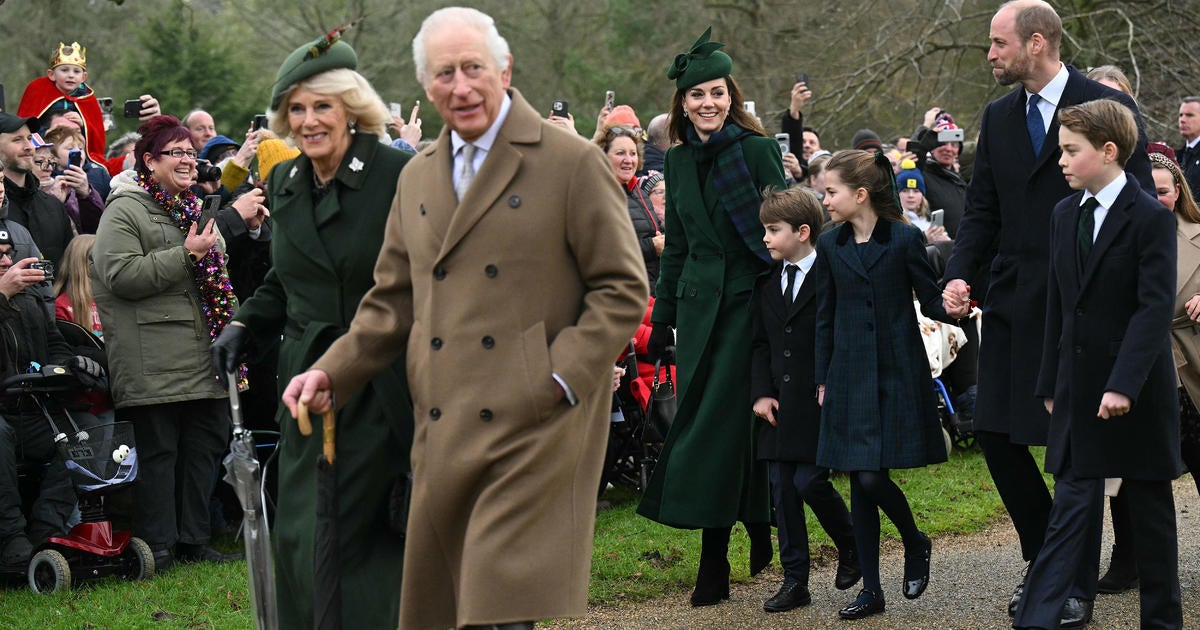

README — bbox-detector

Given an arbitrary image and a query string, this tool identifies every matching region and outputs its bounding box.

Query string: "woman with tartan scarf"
[92,115,241,570]
[637,27,788,606]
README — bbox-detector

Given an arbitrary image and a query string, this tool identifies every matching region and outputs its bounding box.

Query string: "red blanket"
[18,76,106,164]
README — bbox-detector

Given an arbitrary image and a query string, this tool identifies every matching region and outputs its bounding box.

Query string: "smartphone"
[68,150,83,169]
[745,100,757,117]
[389,102,403,119]
[197,195,222,233]
[795,72,810,87]
[0,83,5,112]
[604,90,615,110]
[551,100,568,118]
[97,97,114,114]
[938,128,965,143]
[123,98,142,119]
[931,209,945,227]
[252,114,268,131]
[775,133,790,156]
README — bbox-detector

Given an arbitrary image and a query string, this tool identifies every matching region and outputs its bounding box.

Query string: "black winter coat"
[624,177,662,294]
[4,173,76,269]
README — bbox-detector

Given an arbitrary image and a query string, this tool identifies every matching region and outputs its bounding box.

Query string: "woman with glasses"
[595,126,664,293]
[208,32,413,628]
[91,115,238,570]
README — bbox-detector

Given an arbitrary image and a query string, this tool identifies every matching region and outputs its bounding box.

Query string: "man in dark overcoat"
[941,2,1151,619]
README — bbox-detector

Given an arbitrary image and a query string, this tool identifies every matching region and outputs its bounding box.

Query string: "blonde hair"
[1150,153,1200,224]
[269,68,390,138]
[54,235,97,332]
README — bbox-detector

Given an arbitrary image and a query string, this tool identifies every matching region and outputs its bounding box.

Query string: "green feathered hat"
[667,27,733,90]
[271,24,359,110]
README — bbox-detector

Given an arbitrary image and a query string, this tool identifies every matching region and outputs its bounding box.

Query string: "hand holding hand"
[942,278,971,318]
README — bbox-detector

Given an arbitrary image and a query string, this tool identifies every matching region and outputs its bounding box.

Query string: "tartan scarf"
[687,123,770,262]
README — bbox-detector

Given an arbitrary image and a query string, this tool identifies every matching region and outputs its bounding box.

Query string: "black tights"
[850,469,922,593]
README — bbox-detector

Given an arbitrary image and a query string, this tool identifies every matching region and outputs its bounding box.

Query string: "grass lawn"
[0,447,1039,627]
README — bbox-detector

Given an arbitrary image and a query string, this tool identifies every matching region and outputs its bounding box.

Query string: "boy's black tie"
[1077,197,1099,268]
[784,263,798,304]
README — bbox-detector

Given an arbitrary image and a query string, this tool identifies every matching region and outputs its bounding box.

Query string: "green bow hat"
[667,27,733,90]
[271,24,359,109]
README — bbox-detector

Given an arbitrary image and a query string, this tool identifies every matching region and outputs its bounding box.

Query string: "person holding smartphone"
[44,126,105,233]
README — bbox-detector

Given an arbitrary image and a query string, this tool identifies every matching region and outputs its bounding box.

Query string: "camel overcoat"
[1172,212,1200,407]
[312,88,648,629]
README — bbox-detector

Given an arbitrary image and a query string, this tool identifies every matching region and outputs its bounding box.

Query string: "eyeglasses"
[607,126,643,139]
[159,148,199,160]
[0,249,12,260]
[33,159,58,169]
[648,188,666,197]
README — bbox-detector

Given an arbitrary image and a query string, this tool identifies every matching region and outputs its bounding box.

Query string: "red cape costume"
[18,76,107,164]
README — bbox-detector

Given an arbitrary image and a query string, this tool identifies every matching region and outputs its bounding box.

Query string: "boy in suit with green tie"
[1017,99,1181,629]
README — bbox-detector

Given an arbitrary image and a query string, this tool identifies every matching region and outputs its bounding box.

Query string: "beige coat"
[1172,213,1200,404]
[313,89,648,629]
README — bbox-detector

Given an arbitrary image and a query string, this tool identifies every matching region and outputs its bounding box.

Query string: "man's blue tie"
[1027,93,1046,156]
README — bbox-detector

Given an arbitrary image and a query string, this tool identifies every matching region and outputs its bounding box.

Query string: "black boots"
[1097,544,1139,594]
[746,522,773,577]
[690,527,731,606]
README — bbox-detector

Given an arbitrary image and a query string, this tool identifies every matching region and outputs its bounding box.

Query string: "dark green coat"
[233,133,413,629]
[638,134,785,529]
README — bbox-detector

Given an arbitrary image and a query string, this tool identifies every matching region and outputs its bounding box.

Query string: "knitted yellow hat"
[257,139,301,181]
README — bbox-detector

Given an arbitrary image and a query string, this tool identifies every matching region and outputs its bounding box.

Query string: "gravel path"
[550,478,1200,629]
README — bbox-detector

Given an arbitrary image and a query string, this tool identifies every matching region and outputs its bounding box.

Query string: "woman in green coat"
[637,28,786,607]
[211,33,413,628]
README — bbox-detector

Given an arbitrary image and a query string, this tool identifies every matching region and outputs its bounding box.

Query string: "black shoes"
[1059,597,1094,629]
[834,546,862,590]
[0,534,32,569]
[838,588,885,620]
[152,548,174,573]
[763,577,811,612]
[1009,562,1031,617]
[1096,545,1138,594]
[175,543,242,564]
[902,532,931,599]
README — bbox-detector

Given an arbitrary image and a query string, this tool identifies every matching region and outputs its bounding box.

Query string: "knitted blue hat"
[896,159,925,194]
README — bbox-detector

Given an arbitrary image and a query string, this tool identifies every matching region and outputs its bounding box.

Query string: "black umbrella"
[297,402,340,630]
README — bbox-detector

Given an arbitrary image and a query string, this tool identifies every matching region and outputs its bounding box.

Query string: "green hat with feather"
[667,27,733,90]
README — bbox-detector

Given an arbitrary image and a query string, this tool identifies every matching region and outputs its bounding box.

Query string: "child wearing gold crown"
[18,42,159,166]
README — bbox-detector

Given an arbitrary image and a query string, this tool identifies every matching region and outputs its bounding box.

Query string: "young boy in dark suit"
[751,186,859,612]
[1016,99,1181,629]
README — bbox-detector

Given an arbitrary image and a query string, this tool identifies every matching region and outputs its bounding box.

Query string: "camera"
[31,260,53,282]
[195,159,222,183]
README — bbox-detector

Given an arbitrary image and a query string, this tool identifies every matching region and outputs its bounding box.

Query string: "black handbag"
[645,359,676,441]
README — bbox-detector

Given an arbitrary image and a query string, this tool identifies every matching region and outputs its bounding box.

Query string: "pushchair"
[4,365,152,593]
[601,331,675,495]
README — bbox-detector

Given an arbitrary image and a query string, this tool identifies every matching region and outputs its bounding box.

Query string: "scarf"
[686,123,770,262]
[136,171,247,389]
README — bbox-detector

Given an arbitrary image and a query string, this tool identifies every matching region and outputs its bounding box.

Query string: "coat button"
[419,204,426,216]
[1075,345,1083,354]
[783,349,791,358]
[480,408,494,421]
[784,326,792,333]
[1075,308,1084,316]
[508,195,521,208]
[690,253,698,260]
[714,289,722,297]
[782,374,791,383]
[433,265,447,280]
[481,336,495,349]
[431,337,443,350]
[689,288,697,297]
[485,264,498,278]
[430,407,441,420]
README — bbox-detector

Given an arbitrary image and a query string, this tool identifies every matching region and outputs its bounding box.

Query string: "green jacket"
[639,133,786,528]
[232,132,413,630]
[92,171,228,409]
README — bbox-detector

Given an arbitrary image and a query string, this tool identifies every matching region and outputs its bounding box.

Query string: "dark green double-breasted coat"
[638,133,785,529]
[233,132,413,629]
